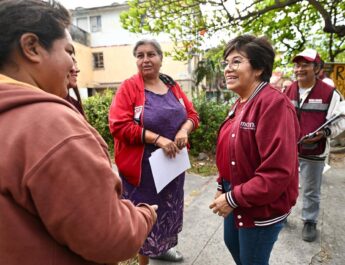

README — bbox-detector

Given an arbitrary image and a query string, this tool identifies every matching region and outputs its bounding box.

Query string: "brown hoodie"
[0,76,156,264]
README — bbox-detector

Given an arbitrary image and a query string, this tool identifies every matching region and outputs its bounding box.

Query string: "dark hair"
[133,39,163,59]
[67,88,85,117]
[223,35,275,82]
[0,0,71,68]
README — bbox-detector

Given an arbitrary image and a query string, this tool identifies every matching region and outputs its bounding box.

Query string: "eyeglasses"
[220,58,250,71]
[293,62,314,69]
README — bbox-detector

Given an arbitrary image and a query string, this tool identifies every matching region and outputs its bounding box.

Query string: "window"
[76,17,88,32]
[90,15,102,32]
[93,52,104,69]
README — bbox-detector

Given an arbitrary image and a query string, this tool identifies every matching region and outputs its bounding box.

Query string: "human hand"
[209,194,233,218]
[302,130,326,144]
[174,128,188,150]
[148,204,158,223]
[156,136,179,158]
[138,203,158,223]
[214,190,223,199]
[150,204,158,211]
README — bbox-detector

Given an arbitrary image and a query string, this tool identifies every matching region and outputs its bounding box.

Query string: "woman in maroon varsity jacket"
[209,35,300,265]
[109,39,199,265]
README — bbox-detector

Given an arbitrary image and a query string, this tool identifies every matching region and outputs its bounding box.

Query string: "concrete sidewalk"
[150,165,345,265]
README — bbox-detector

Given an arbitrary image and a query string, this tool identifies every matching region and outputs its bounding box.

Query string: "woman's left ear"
[255,69,263,78]
[19,33,42,63]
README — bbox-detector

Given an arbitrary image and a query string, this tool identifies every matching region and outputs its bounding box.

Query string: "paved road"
[150,165,345,265]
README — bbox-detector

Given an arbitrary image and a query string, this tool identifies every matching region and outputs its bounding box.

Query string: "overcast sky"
[58,0,125,9]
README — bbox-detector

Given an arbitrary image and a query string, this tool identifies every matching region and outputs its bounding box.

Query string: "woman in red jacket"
[209,35,300,265]
[109,39,199,265]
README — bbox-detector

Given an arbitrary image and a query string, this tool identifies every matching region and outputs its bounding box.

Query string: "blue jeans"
[223,181,284,265]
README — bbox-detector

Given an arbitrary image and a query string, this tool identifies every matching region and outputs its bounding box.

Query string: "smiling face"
[67,55,79,89]
[223,50,262,98]
[135,43,162,79]
[293,59,318,87]
[38,29,74,98]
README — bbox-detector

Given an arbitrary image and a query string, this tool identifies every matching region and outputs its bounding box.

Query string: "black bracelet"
[142,129,146,144]
[153,135,161,146]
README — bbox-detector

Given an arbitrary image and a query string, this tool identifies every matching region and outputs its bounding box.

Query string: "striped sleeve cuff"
[225,191,238,208]
[217,183,223,192]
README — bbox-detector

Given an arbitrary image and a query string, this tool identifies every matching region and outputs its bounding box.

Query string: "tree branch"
[236,0,301,21]
[308,0,345,37]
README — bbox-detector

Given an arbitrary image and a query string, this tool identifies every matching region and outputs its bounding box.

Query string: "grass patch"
[188,154,218,176]
[119,257,138,265]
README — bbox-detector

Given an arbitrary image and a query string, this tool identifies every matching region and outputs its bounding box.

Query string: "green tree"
[194,45,224,92]
[121,0,345,62]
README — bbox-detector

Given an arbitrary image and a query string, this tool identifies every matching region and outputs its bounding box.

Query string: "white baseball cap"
[293,49,321,63]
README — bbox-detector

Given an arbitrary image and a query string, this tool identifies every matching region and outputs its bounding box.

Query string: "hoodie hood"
[0,82,78,115]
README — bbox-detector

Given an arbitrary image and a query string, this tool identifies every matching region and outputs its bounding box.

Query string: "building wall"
[73,42,93,88]
[71,4,195,98]
[74,42,194,96]
[73,6,135,46]
[72,5,170,46]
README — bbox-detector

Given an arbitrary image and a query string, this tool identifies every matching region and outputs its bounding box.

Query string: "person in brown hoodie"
[0,1,157,265]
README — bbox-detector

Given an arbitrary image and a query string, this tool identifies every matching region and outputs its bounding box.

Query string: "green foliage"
[194,59,216,86]
[82,89,234,160]
[122,0,345,63]
[83,90,115,152]
[194,45,225,90]
[121,0,207,60]
[189,94,230,155]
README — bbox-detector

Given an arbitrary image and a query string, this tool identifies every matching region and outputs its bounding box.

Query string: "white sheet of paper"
[149,147,191,193]
[323,163,331,174]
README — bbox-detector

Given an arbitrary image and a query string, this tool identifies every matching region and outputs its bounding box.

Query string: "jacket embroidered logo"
[134,105,143,123]
[240,121,256,130]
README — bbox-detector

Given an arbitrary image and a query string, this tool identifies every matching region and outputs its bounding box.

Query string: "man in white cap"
[285,48,345,242]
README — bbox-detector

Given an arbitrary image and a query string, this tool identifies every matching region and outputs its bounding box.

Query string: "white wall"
[72,6,170,47]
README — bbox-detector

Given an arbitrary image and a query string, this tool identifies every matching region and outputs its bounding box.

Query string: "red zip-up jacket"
[216,83,300,228]
[109,73,199,186]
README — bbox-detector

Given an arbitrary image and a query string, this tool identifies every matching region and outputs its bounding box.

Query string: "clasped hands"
[155,129,188,158]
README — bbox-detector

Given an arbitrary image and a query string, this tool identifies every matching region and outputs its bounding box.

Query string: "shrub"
[83,89,115,153]
[189,94,230,155]
[83,90,233,157]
